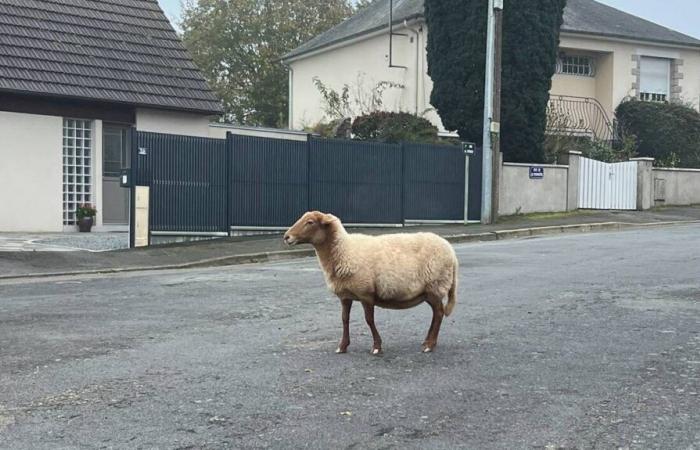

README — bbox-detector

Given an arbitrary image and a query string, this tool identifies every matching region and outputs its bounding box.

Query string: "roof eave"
[0,87,224,116]
[282,14,425,63]
[560,29,700,50]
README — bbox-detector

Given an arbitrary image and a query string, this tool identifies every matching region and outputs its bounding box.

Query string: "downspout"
[287,64,294,129]
[405,20,421,115]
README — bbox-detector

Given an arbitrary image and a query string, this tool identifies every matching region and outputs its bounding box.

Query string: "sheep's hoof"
[371,348,382,356]
[421,344,435,353]
[336,343,349,354]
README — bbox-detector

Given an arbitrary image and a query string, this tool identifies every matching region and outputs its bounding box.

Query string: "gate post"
[128,127,138,248]
[630,157,655,210]
[560,150,582,211]
[225,132,232,236]
[400,142,405,226]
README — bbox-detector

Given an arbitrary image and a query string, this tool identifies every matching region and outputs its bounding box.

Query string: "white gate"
[578,157,637,210]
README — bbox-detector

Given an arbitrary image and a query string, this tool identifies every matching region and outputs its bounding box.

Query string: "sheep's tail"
[444,258,458,317]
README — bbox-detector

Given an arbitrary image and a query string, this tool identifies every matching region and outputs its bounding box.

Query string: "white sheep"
[284,211,458,354]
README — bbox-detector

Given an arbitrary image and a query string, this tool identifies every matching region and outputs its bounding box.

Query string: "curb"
[2,220,698,281]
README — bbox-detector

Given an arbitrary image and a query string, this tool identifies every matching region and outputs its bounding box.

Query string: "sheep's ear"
[321,214,337,226]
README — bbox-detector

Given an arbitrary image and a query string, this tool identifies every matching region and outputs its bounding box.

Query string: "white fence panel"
[579,157,637,210]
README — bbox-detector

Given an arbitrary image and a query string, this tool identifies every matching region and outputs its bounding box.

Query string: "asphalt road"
[1,225,699,449]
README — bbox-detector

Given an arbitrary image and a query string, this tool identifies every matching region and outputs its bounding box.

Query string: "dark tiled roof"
[284,0,700,61]
[0,0,223,114]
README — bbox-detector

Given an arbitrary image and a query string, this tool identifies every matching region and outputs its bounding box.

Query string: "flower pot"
[78,216,94,232]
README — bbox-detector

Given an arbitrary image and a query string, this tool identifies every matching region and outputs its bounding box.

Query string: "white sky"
[156,0,700,40]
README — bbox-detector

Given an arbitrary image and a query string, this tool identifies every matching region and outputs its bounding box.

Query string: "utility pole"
[481,0,503,224]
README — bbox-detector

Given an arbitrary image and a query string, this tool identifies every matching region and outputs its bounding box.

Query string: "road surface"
[1,225,699,449]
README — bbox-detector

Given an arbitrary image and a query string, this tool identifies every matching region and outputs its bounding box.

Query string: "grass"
[497,209,596,223]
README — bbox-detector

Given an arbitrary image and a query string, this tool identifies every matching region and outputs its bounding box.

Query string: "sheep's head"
[284,211,338,246]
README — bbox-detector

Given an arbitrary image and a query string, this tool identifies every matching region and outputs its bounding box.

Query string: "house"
[282,0,700,140]
[0,0,222,232]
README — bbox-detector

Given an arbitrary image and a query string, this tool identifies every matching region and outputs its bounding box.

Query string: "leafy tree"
[425,0,566,162]
[181,0,357,127]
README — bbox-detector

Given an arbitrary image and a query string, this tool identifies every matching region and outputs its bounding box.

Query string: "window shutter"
[640,57,670,95]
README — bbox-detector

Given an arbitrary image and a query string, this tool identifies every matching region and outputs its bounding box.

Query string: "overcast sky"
[157,0,700,40]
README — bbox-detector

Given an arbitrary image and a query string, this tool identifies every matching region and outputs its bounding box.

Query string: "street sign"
[462,141,475,155]
[529,166,544,179]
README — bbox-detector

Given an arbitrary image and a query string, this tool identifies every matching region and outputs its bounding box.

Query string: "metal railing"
[546,95,617,144]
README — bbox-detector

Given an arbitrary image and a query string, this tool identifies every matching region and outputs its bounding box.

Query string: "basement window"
[639,56,670,103]
[557,54,595,77]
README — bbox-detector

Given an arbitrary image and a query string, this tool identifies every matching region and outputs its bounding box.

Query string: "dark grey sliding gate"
[132,130,482,243]
[136,132,228,232]
[309,138,403,225]
[228,135,308,228]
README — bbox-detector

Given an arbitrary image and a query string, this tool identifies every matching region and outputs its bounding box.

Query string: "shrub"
[76,203,97,219]
[351,112,439,144]
[615,100,700,168]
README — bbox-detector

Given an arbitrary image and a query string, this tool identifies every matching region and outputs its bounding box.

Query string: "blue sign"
[529,166,544,179]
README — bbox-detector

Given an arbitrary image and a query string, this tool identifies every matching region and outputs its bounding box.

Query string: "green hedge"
[351,112,439,144]
[616,100,700,167]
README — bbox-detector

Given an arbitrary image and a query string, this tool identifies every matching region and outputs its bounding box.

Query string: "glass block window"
[62,119,93,225]
[557,54,595,77]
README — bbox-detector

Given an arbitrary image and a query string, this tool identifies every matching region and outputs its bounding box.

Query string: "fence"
[132,131,481,244]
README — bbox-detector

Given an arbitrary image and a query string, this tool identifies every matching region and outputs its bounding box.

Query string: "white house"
[0,0,223,232]
[282,0,700,137]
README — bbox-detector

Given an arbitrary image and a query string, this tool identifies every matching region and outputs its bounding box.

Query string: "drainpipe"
[287,64,294,129]
[405,20,421,115]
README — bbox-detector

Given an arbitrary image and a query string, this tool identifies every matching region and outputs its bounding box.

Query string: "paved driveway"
[0,232,128,252]
[1,226,699,449]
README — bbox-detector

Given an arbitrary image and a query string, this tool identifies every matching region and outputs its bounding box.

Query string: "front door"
[102,125,130,225]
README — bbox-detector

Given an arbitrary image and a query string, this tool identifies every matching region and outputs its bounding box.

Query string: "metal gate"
[131,130,482,245]
[578,157,637,210]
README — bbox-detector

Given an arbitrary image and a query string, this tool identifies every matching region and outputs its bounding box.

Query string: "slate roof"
[284,0,700,61]
[0,0,222,114]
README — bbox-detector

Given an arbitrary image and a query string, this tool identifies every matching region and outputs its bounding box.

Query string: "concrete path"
[1,225,698,449]
[1,206,699,279]
[0,232,128,252]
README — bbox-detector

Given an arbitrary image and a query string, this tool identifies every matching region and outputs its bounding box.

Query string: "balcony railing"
[546,95,616,144]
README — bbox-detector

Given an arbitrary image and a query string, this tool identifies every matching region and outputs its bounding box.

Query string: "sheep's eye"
[306,220,314,226]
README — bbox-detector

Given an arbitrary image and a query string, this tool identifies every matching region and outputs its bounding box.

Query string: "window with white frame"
[557,54,595,77]
[639,56,670,102]
[62,119,93,225]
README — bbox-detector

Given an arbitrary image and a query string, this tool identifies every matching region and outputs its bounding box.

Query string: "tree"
[181,0,356,127]
[425,0,566,162]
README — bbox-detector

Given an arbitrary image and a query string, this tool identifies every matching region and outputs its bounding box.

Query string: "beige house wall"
[0,111,63,232]
[136,108,213,137]
[288,24,452,131]
[287,26,700,132]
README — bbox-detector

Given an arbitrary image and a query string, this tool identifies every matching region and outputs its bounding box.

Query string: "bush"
[615,100,700,168]
[351,112,440,144]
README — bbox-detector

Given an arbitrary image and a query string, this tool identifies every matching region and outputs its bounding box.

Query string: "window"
[103,126,128,177]
[639,57,670,103]
[557,54,595,77]
[63,119,92,225]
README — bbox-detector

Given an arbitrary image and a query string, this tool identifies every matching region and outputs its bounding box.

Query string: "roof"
[0,0,222,114]
[284,0,700,61]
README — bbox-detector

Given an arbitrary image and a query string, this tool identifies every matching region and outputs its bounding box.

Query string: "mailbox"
[119,168,132,188]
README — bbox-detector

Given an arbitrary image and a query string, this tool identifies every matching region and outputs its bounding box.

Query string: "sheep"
[284,211,458,355]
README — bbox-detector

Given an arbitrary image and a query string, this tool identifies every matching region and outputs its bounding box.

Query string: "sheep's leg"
[362,302,382,355]
[422,296,444,353]
[336,298,352,354]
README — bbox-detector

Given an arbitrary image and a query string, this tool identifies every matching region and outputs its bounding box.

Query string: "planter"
[78,216,94,232]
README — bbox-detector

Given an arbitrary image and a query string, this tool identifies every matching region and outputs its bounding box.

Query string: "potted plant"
[76,203,97,232]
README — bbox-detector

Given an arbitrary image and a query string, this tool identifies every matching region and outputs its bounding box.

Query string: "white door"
[578,157,637,210]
